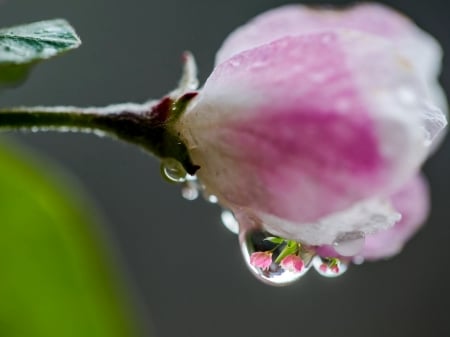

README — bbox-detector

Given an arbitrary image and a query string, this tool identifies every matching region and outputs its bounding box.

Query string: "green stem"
[0,100,199,175]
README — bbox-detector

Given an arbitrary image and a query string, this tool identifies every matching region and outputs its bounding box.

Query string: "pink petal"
[314,173,429,259]
[361,173,430,260]
[216,4,440,77]
[178,31,444,245]
[216,3,447,115]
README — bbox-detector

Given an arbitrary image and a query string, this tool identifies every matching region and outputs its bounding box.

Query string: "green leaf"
[274,241,298,264]
[0,140,143,337]
[0,19,81,88]
[264,237,284,244]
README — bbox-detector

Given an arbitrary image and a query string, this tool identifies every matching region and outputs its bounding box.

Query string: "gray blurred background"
[1,0,449,336]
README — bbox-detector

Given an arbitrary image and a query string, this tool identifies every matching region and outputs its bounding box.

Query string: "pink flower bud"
[249,251,272,270]
[175,4,446,256]
[319,264,328,273]
[280,254,304,273]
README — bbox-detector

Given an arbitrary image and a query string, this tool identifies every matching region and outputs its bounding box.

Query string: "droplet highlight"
[332,231,365,256]
[160,158,187,183]
[312,256,348,278]
[181,175,200,200]
[221,210,239,234]
[203,190,218,203]
[240,229,314,286]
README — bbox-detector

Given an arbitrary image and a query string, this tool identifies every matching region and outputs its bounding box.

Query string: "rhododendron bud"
[174,3,447,268]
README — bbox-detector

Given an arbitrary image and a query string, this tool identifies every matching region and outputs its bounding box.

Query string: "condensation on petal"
[257,198,401,246]
[361,174,430,260]
[215,3,442,78]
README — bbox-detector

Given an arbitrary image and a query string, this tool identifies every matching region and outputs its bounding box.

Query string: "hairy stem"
[0,100,199,174]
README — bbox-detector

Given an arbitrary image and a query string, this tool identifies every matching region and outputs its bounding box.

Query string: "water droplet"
[221,210,239,234]
[208,195,218,203]
[240,229,314,286]
[160,158,187,183]
[312,256,348,278]
[181,183,199,200]
[332,231,365,256]
[352,255,365,265]
[202,189,218,203]
[180,175,201,200]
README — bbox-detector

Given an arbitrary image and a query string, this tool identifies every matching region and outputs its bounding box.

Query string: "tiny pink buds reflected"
[319,264,328,273]
[280,254,304,273]
[249,251,272,270]
[319,258,340,274]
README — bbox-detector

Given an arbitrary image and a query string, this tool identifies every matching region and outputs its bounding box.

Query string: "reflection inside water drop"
[240,229,315,286]
[312,256,348,278]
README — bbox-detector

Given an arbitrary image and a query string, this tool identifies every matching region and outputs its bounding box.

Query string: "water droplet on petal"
[352,255,365,265]
[208,195,218,203]
[332,231,365,256]
[240,228,313,286]
[312,256,348,278]
[160,158,187,183]
[221,210,239,234]
[202,189,218,203]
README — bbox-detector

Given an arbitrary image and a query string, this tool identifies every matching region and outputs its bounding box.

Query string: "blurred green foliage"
[0,141,143,337]
[0,19,144,337]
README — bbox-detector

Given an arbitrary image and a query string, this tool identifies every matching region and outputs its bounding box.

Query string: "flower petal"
[177,31,444,246]
[361,173,430,260]
[216,3,446,113]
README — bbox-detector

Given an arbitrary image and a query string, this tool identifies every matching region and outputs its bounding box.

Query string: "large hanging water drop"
[312,256,348,278]
[160,158,187,183]
[332,231,365,256]
[240,228,314,286]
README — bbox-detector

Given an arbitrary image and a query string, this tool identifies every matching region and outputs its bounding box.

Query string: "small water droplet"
[181,183,199,200]
[332,231,365,256]
[240,229,314,286]
[208,195,218,203]
[352,255,365,265]
[221,210,239,234]
[202,189,218,203]
[312,256,348,278]
[160,158,187,183]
